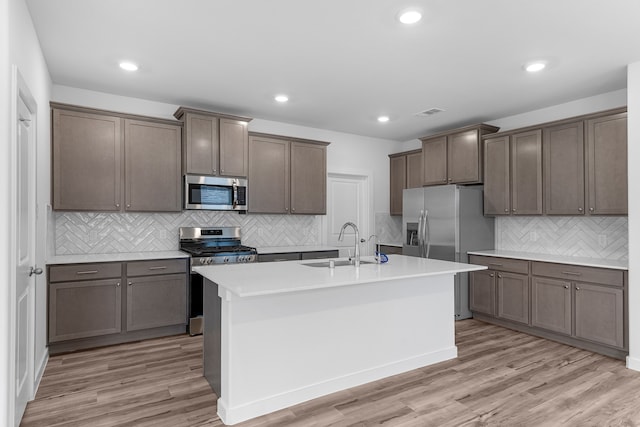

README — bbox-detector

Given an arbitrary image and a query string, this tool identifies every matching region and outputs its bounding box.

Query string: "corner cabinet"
[248,133,329,214]
[421,124,499,186]
[389,149,422,216]
[51,103,182,212]
[174,107,252,178]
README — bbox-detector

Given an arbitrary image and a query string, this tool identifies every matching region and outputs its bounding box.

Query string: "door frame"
[323,170,374,256]
[9,66,38,426]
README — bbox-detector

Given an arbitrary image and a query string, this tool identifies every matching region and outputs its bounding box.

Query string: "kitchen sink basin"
[302,260,376,267]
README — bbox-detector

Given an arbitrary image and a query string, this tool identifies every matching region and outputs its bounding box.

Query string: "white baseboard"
[626,355,640,371]
[218,346,457,425]
[32,348,49,399]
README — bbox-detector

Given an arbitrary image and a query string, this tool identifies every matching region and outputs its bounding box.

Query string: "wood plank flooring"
[21,319,640,426]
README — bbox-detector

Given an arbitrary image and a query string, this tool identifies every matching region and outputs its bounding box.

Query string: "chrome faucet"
[338,222,360,267]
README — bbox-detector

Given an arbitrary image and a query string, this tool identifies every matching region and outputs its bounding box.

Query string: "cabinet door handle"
[504,208,509,213]
[562,271,581,276]
[489,263,503,266]
[76,270,98,275]
[128,281,133,286]
[489,273,494,277]
[563,284,569,289]
[448,178,452,182]
[148,266,167,270]
[115,203,120,208]
[578,207,583,212]
[442,178,447,182]
[589,207,594,212]
[497,274,502,278]
[116,282,121,287]
[512,208,516,212]
[575,286,581,291]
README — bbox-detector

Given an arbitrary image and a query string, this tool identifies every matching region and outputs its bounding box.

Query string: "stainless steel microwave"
[184,175,248,212]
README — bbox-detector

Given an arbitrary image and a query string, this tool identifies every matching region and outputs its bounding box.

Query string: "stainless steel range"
[179,226,257,335]
[179,226,257,267]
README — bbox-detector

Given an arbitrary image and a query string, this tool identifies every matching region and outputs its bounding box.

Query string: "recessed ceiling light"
[275,95,289,103]
[398,9,422,24]
[524,62,546,73]
[119,61,138,72]
[377,116,390,123]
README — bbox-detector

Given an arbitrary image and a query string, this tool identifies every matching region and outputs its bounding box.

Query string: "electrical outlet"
[598,234,607,247]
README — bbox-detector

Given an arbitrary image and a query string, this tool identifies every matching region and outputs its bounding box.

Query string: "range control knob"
[223,257,230,263]
[238,256,245,262]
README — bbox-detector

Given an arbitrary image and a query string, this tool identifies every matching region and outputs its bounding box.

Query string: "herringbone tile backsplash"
[55,212,322,254]
[496,216,628,260]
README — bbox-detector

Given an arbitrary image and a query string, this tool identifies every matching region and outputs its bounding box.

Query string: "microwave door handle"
[232,182,238,209]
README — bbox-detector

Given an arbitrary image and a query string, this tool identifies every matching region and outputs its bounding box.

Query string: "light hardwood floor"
[21,320,640,426]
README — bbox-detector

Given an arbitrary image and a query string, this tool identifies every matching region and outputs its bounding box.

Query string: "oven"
[179,226,257,335]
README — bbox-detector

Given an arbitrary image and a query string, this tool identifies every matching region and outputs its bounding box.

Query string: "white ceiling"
[25,0,640,141]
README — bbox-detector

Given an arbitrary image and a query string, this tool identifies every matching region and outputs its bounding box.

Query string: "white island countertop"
[255,245,339,254]
[467,249,628,270]
[194,254,485,298]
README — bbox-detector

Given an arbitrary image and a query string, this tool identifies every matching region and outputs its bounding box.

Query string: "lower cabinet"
[48,258,188,353]
[469,255,627,359]
[258,249,339,262]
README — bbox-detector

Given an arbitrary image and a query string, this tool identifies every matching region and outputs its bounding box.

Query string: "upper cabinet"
[248,133,329,215]
[586,112,628,215]
[483,130,543,216]
[484,108,627,217]
[389,149,422,216]
[52,104,182,212]
[174,107,251,178]
[421,124,499,186]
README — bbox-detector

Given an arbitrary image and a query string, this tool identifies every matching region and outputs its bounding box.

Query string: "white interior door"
[326,173,370,256]
[12,75,38,426]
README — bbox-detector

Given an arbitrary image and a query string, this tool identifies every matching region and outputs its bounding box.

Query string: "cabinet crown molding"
[419,123,500,142]
[173,106,253,123]
[50,102,182,126]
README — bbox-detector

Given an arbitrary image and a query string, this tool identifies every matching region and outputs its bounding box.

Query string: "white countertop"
[194,254,486,298]
[467,250,628,270]
[47,250,190,265]
[255,245,339,254]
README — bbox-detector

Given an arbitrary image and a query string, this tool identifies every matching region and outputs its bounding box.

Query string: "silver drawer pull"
[562,271,582,276]
[148,266,167,270]
[76,270,98,275]
[273,259,290,262]
[489,263,503,266]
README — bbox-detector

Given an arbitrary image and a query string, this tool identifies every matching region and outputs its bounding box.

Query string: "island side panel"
[203,279,221,395]
[215,274,456,425]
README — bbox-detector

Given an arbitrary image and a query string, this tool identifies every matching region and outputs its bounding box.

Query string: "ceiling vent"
[415,108,445,117]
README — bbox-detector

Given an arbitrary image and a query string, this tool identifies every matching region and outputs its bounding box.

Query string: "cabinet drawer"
[531,262,623,287]
[258,253,301,262]
[468,255,529,274]
[300,250,339,260]
[49,262,122,283]
[126,259,188,277]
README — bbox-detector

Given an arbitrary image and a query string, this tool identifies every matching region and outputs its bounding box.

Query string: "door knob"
[29,266,43,276]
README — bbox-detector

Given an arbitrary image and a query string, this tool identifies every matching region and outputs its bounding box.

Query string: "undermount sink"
[302,260,376,267]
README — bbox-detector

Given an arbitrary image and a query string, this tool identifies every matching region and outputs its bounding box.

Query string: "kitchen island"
[195,254,486,425]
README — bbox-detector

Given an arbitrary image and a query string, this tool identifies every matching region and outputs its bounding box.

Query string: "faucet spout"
[338,222,360,267]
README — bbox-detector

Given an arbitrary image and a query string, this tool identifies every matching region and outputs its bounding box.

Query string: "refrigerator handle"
[424,209,431,258]
[417,210,424,255]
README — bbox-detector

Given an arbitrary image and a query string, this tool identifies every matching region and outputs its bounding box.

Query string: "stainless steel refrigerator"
[402,185,494,320]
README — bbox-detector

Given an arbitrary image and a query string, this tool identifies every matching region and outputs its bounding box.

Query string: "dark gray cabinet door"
[184,112,219,175]
[511,129,543,215]
[544,121,585,215]
[574,282,623,348]
[389,155,406,216]
[483,136,510,215]
[219,118,249,177]
[586,112,628,215]
[124,119,182,212]
[290,142,327,214]
[470,270,495,316]
[248,135,290,213]
[447,129,480,184]
[422,136,447,186]
[406,151,423,189]
[126,273,187,331]
[531,276,571,335]
[52,109,122,211]
[496,272,529,325]
[49,278,122,343]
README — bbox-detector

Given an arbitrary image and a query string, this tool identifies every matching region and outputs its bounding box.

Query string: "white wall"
[627,62,640,371]
[1,0,13,423]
